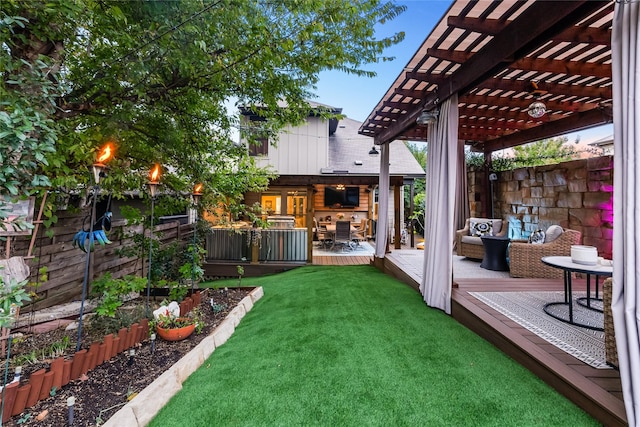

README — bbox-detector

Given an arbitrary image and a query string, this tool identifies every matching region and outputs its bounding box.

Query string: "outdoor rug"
[469,291,609,369]
[313,241,375,256]
[453,255,511,279]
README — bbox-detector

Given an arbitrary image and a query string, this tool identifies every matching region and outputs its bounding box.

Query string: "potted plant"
[152,305,203,341]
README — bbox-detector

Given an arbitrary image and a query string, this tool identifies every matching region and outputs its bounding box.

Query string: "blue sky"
[312,0,612,145]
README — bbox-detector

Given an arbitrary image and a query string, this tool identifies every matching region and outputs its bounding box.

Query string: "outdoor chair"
[455,218,507,260]
[509,228,581,279]
[603,278,618,367]
[351,218,368,248]
[332,220,354,251]
[313,218,331,248]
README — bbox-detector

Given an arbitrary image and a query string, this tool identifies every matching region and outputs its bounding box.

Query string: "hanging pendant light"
[526,81,547,118]
[416,108,439,126]
[527,100,547,119]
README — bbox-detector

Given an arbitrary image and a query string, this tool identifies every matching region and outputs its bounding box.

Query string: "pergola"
[359,1,612,151]
[359,1,638,424]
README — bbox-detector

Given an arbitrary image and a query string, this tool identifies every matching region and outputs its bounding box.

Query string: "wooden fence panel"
[5,209,194,311]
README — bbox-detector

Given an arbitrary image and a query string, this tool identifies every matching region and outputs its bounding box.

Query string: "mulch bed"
[2,287,252,426]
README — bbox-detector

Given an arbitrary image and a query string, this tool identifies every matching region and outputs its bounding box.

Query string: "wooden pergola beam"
[480,106,612,151]
[460,93,594,113]
[447,16,611,45]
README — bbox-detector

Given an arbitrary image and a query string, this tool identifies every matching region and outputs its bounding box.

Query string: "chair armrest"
[494,228,508,238]
[456,219,471,237]
[455,219,472,249]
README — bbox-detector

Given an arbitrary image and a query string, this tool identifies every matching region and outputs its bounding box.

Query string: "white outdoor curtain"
[612,2,640,425]
[455,139,470,233]
[420,94,458,313]
[375,143,390,258]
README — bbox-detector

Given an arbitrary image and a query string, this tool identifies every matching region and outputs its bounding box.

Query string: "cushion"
[461,235,483,245]
[528,229,546,244]
[470,220,493,237]
[469,217,502,235]
[545,225,564,243]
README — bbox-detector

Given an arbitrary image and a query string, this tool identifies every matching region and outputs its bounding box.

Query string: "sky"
[312,0,612,146]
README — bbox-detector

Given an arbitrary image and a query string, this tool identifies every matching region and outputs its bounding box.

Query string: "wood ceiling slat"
[402,72,447,85]
[460,93,598,113]
[449,16,611,45]
[482,106,612,151]
[398,72,613,99]
[476,78,612,99]
[425,49,474,63]
[510,58,611,78]
[460,117,546,131]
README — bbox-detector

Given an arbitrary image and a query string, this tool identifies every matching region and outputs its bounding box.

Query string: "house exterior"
[205,102,424,263]
[588,135,614,156]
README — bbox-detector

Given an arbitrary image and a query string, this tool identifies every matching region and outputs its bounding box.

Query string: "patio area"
[381,248,626,426]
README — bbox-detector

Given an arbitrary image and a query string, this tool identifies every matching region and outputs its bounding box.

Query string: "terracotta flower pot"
[155,323,195,341]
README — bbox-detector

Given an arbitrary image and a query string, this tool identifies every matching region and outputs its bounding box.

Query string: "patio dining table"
[541,256,613,331]
[323,224,358,233]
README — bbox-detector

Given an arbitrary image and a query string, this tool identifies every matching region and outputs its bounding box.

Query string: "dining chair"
[332,220,353,251]
[351,219,367,248]
[313,217,330,248]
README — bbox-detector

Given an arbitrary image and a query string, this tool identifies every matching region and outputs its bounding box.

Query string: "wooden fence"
[3,209,194,311]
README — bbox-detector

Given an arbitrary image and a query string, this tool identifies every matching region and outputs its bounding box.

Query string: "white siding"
[253,116,329,175]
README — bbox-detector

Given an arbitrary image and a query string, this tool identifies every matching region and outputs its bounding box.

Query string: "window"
[249,137,268,156]
[261,194,280,214]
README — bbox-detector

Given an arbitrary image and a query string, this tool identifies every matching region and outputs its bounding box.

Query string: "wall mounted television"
[324,186,360,207]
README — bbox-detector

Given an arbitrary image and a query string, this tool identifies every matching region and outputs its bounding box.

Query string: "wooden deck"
[312,254,373,265]
[451,277,626,426]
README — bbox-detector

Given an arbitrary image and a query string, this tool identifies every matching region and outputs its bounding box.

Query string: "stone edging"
[103,286,264,427]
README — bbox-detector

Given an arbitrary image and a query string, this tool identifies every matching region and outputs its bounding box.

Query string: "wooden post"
[307,184,314,264]
[483,151,492,218]
[409,180,415,248]
[394,183,401,250]
[251,242,259,265]
[26,193,48,258]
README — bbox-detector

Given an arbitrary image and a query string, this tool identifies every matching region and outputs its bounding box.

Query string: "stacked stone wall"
[468,156,613,259]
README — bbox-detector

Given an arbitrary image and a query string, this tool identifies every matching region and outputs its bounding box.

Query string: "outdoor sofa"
[455,217,507,260]
[509,228,582,279]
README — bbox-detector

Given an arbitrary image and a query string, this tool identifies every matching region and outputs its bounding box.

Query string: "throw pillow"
[470,221,493,237]
[528,229,546,244]
[545,225,564,243]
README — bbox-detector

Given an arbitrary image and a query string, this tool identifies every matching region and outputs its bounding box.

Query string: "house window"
[261,194,280,215]
[249,137,268,156]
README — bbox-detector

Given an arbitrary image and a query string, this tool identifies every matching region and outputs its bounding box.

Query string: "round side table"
[480,235,510,271]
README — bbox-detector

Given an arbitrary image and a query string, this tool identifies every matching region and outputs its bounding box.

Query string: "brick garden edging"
[103,286,263,427]
[1,291,203,423]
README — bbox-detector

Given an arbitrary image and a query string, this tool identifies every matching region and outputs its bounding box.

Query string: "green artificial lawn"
[150,265,597,427]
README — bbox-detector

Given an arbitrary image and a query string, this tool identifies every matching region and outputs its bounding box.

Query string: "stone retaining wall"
[468,156,613,259]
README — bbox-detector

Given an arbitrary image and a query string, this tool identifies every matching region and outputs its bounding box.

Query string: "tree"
[465,136,580,172]
[511,136,579,167]
[1,0,406,220]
